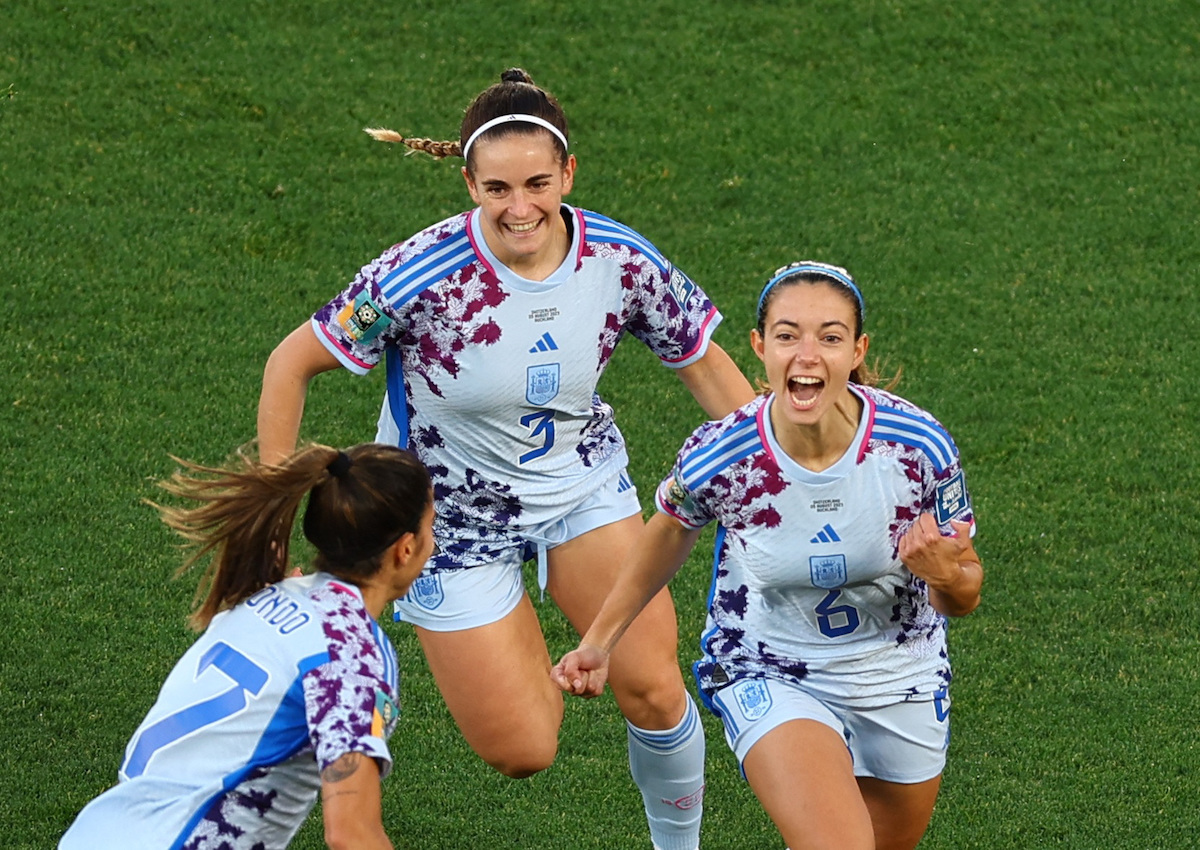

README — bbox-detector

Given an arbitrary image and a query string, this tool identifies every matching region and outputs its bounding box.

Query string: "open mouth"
[787,375,824,409]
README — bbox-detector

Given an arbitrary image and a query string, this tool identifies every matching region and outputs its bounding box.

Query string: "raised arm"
[320,752,394,850]
[552,512,702,697]
[675,341,755,420]
[898,514,984,617]
[258,322,342,464]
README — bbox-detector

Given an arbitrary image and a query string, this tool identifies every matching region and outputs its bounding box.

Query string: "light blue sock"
[627,693,705,850]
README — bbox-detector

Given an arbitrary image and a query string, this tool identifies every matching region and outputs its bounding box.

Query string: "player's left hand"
[898,513,974,590]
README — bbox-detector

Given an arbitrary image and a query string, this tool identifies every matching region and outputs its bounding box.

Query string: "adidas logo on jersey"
[529,332,559,353]
[810,524,841,544]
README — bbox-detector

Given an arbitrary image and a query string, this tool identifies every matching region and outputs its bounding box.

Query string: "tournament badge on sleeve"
[935,470,969,525]
[372,688,400,739]
[336,291,392,343]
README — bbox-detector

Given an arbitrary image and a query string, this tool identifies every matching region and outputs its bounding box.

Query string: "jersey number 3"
[122,641,269,778]
[519,409,556,464]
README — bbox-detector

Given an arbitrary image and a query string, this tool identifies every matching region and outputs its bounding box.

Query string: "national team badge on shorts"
[810,554,848,589]
[935,470,969,525]
[336,292,392,343]
[408,574,444,610]
[372,689,400,739]
[526,364,560,405]
[731,679,773,721]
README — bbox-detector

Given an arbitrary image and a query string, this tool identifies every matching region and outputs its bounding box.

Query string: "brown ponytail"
[155,443,430,630]
[364,67,569,170]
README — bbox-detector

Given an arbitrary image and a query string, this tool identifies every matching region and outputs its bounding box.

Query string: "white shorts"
[709,677,950,784]
[393,469,641,631]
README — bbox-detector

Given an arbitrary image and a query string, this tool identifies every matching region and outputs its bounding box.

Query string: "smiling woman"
[258,68,755,850]
[553,261,984,850]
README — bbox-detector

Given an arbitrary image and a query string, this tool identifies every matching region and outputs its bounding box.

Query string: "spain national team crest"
[731,679,773,721]
[408,574,444,610]
[526,364,561,405]
[810,554,848,589]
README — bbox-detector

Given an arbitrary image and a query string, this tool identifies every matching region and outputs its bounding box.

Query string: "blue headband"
[756,261,865,323]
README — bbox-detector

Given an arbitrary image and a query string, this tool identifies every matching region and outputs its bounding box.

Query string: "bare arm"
[258,323,342,464]
[899,514,984,617]
[675,341,756,420]
[551,512,703,697]
[320,751,393,850]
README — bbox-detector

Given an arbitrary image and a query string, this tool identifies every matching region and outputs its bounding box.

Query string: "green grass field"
[3,1,1198,847]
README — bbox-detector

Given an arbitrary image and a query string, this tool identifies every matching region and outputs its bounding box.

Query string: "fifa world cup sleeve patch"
[371,688,400,739]
[662,466,700,516]
[336,292,392,344]
[935,469,969,525]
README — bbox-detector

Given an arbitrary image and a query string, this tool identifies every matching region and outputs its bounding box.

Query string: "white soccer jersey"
[656,387,975,709]
[312,204,721,570]
[60,574,400,850]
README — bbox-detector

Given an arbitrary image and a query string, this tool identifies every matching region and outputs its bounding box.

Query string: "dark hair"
[363,68,569,171]
[155,443,431,630]
[755,262,896,389]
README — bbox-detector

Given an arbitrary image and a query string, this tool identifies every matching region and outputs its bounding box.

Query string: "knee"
[610,673,690,731]
[482,736,559,779]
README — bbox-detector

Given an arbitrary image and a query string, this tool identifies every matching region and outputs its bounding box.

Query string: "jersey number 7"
[122,641,270,779]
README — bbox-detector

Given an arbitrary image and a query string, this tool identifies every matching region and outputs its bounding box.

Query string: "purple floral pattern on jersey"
[302,583,394,773]
[181,581,396,848]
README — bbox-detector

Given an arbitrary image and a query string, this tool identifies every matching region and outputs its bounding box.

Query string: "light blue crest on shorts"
[409,574,444,610]
[731,679,773,721]
[526,364,561,405]
[810,554,848,589]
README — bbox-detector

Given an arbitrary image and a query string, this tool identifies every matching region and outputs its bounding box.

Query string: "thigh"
[742,720,874,850]
[415,593,563,778]
[547,514,687,729]
[857,775,942,850]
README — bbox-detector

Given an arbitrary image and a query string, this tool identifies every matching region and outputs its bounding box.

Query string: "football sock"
[627,693,705,850]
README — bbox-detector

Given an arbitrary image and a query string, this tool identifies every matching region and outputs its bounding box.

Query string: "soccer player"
[553,262,984,850]
[60,443,435,850]
[257,69,755,850]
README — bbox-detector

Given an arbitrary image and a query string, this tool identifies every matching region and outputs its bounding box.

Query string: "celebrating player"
[60,443,435,850]
[553,261,984,850]
[257,69,755,850]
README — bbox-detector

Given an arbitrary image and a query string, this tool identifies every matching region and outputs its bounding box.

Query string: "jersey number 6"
[815,589,861,639]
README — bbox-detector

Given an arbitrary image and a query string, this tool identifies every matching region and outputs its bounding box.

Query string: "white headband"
[462,114,569,159]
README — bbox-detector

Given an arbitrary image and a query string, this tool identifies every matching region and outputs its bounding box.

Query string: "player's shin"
[626,693,706,850]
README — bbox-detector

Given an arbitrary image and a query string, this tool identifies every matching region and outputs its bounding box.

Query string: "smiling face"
[462,130,576,277]
[751,280,869,430]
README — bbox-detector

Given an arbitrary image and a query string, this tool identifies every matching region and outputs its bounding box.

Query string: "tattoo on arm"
[322,751,365,784]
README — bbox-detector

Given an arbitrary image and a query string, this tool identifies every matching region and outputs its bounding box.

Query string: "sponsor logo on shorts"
[731,679,773,721]
[408,574,444,610]
[935,470,968,524]
[526,363,560,405]
[810,554,848,589]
